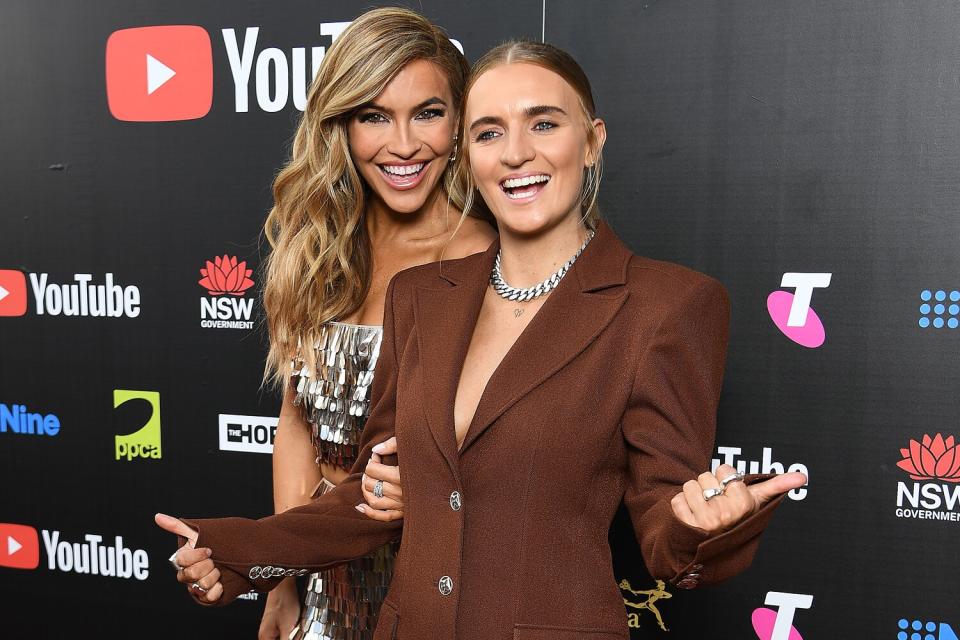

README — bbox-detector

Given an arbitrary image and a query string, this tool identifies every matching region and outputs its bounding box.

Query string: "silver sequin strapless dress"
[289,322,396,640]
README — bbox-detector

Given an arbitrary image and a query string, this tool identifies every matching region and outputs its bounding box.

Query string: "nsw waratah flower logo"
[897,433,960,482]
[198,255,254,296]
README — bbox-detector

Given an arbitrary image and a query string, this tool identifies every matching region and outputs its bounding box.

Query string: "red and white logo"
[0,523,40,570]
[105,25,213,122]
[0,270,28,317]
[199,255,255,329]
[895,432,960,522]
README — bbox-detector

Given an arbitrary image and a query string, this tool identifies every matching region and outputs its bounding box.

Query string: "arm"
[180,275,407,604]
[622,277,790,587]
[259,385,321,636]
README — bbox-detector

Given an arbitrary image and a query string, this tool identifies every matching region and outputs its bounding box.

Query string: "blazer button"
[248,566,261,579]
[449,491,462,511]
[438,575,454,596]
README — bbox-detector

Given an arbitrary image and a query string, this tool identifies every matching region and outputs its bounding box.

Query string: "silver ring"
[190,581,207,594]
[373,479,384,499]
[702,487,724,502]
[168,551,183,572]
[720,472,745,488]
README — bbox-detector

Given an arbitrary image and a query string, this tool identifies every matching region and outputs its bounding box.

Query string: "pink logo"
[767,273,831,348]
[752,607,804,640]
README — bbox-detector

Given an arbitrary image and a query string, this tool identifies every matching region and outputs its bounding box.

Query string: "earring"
[449,134,458,164]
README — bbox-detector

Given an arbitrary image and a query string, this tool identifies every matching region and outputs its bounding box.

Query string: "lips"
[378,161,429,190]
[499,173,550,201]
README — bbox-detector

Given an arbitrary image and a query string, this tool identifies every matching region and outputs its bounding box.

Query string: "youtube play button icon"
[0,523,40,570]
[0,269,28,316]
[106,25,213,122]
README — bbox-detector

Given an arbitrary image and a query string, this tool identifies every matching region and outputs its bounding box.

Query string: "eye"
[358,112,388,124]
[475,130,501,142]
[532,120,557,132]
[415,108,446,121]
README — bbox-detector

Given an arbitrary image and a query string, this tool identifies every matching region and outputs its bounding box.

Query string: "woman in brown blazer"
[158,40,806,640]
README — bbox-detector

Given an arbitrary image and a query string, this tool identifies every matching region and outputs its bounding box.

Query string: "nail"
[372,443,385,453]
[204,548,212,557]
[355,504,366,513]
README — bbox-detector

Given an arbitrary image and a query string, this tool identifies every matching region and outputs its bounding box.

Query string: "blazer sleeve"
[178,275,406,605]
[621,276,787,588]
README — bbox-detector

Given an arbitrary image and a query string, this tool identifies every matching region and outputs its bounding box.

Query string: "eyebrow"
[364,96,448,114]
[469,105,567,130]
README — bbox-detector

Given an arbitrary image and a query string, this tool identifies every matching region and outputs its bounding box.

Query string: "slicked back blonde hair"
[262,7,468,390]
[450,40,604,229]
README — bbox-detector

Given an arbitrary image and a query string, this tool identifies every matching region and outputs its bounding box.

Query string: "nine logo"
[219,414,278,454]
[0,269,28,316]
[0,403,60,437]
[199,255,255,330]
[898,619,958,640]
[766,273,831,348]
[752,592,813,640]
[895,433,960,522]
[919,290,959,329]
[713,446,809,500]
[105,25,213,122]
[114,390,162,461]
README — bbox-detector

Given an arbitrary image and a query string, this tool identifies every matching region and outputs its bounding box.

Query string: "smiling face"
[347,59,456,214]
[465,62,604,237]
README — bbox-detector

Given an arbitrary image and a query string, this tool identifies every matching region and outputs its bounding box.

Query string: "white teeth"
[381,163,424,176]
[501,174,550,189]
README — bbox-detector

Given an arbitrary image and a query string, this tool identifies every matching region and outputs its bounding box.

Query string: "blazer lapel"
[413,241,497,475]
[458,221,632,456]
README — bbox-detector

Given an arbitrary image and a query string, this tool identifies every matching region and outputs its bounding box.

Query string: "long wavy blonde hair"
[450,40,605,229]
[262,7,468,389]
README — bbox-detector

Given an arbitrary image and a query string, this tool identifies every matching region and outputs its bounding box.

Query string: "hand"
[356,437,404,521]
[669,465,807,535]
[155,513,224,604]
[259,577,301,640]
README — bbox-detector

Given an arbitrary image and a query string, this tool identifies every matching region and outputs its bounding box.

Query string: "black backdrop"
[2,1,959,638]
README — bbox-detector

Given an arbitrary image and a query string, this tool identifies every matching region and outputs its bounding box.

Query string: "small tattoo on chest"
[514,308,524,318]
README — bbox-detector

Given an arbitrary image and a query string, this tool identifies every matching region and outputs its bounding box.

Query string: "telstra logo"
[767,273,831,348]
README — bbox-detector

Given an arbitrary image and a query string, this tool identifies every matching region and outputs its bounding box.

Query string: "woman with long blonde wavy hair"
[254,7,494,639]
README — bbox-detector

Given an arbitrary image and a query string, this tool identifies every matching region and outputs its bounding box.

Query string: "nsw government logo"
[895,433,960,522]
[199,255,255,330]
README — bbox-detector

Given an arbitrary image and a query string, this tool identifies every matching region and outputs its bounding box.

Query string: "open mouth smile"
[378,161,429,190]
[499,173,551,201]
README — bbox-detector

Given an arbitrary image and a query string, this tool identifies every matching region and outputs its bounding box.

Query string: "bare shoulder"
[444,216,497,259]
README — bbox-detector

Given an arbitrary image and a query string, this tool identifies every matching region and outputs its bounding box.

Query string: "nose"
[500,130,535,168]
[386,121,421,159]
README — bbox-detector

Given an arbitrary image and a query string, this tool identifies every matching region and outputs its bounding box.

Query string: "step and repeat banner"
[2,1,958,637]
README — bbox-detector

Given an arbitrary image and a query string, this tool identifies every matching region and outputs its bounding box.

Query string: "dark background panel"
[2,0,959,637]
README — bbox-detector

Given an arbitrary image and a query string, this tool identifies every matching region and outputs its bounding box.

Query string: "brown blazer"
[184,221,786,640]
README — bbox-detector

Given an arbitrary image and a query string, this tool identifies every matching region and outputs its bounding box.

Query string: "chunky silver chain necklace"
[490,230,595,302]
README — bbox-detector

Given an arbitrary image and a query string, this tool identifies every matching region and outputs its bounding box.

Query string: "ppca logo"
[752,592,813,640]
[114,390,161,461]
[898,618,958,640]
[767,273,831,348]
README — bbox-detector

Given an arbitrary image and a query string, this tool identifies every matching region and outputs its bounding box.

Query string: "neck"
[365,187,453,245]
[497,213,590,288]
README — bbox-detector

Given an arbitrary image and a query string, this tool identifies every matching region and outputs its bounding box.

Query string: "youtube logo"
[0,269,27,316]
[0,523,39,570]
[105,25,213,122]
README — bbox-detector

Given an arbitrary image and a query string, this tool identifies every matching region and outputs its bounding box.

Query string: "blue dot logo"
[920,288,960,329]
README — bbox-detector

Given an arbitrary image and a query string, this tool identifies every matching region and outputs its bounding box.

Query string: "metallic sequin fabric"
[289,322,395,640]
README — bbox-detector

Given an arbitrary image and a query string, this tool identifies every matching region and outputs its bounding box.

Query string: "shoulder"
[625,255,728,305]
[443,216,497,260]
